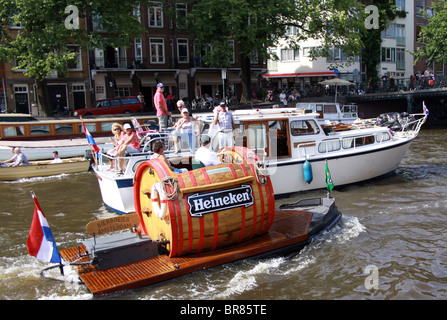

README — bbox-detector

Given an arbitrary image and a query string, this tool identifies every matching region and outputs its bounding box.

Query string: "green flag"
[325,161,334,192]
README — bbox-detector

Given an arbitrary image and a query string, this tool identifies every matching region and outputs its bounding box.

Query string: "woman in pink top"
[115,123,141,174]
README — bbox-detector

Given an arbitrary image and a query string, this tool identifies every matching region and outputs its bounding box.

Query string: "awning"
[195,72,222,85]
[227,72,241,83]
[157,73,177,86]
[139,73,156,87]
[263,72,336,78]
[114,74,132,87]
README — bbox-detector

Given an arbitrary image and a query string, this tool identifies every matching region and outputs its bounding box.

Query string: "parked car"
[73,96,143,116]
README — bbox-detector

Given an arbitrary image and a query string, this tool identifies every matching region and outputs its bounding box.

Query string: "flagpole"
[29,191,64,276]
[80,116,98,166]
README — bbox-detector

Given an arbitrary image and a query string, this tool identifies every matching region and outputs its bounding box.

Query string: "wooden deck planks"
[59,209,313,296]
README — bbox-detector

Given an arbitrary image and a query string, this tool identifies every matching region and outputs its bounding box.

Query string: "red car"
[73,96,143,116]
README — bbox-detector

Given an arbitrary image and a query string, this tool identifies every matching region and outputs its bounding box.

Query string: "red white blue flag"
[27,193,61,264]
[423,101,429,115]
[81,118,100,155]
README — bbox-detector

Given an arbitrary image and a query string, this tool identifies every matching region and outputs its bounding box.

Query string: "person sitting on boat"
[149,140,187,173]
[115,123,141,175]
[171,108,200,154]
[50,151,63,164]
[1,147,31,167]
[194,135,221,167]
[106,123,124,170]
[213,101,235,149]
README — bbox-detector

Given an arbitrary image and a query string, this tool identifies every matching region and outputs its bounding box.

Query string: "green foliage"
[413,1,447,65]
[360,0,396,82]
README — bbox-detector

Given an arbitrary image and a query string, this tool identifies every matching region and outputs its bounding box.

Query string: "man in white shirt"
[194,135,221,167]
[50,151,63,164]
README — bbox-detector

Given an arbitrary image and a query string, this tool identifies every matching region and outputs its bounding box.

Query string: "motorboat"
[0,157,90,180]
[56,155,342,296]
[92,108,426,214]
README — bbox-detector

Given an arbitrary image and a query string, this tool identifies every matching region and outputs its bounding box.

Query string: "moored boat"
[0,157,90,181]
[55,153,342,296]
[93,108,426,214]
[0,115,158,161]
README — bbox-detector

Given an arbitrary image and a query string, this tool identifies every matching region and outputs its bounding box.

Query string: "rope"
[160,176,179,200]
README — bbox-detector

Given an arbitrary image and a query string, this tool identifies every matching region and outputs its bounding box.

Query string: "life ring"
[151,182,167,219]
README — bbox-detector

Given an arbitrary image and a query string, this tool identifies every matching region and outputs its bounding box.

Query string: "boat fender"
[151,182,167,219]
[303,159,313,184]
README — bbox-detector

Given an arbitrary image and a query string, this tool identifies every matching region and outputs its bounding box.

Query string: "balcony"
[91,58,148,70]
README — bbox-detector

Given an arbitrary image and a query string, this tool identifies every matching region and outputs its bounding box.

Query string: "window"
[290,120,319,135]
[177,38,189,63]
[30,125,50,136]
[135,39,143,63]
[381,47,396,62]
[176,3,187,28]
[376,132,391,143]
[280,48,299,61]
[396,48,405,70]
[150,38,165,64]
[149,2,163,28]
[396,0,405,12]
[343,135,375,149]
[114,88,130,97]
[67,45,82,71]
[228,40,236,64]
[319,139,341,153]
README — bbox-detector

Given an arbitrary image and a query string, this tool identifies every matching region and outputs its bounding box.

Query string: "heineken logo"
[187,185,254,217]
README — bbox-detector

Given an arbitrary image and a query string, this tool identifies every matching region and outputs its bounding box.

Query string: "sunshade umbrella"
[320,78,353,102]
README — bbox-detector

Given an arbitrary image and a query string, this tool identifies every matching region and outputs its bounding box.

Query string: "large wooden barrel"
[134,151,275,258]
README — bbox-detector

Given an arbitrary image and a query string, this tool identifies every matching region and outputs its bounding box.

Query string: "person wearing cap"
[194,134,221,167]
[154,83,171,131]
[213,101,235,149]
[115,123,141,174]
[171,108,200,154]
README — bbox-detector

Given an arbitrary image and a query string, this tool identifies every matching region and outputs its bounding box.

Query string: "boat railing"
[394,113,427,138]
[141,134,172,153]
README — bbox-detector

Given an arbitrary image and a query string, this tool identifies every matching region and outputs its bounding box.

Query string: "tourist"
[194,135,221,167]
[106,123,124,170]
[172,108,200,154]
[213,101,235,149]
[279,90,287,106]
[1,147,31,167]
[116,123,141,174]
[137,92,145,110]
[50,151,63,164]
[149,140,187,173]
[153,83,171,131]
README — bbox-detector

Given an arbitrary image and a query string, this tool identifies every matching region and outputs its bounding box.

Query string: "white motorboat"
[92,109,426,214]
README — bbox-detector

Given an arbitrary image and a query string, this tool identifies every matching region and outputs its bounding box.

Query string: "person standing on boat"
[172,108,200,154]
[1,147,30,167]
[195,135,221,167]
[154,83,171,131]
[149,140,187,173]
[50,151,63,164]
[213,101,235,149]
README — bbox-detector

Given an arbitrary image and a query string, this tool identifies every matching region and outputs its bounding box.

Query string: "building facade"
[265,0,446,95]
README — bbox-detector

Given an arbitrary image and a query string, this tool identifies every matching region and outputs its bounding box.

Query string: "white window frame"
[149,2,163,28]
[177,38,189,64]
[150,38,165,64]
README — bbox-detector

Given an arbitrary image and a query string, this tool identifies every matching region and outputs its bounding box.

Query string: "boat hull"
[0,157,91,180]
[269,138,412,195]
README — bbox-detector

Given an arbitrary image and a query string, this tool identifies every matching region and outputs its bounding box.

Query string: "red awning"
[263,72,335,78]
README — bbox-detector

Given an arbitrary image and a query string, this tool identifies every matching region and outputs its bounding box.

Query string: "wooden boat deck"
[60,209,312,297]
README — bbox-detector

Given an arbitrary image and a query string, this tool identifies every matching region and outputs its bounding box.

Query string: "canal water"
[1,128,446,300]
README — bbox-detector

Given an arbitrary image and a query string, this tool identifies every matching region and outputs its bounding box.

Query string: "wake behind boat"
[92,108,426,214]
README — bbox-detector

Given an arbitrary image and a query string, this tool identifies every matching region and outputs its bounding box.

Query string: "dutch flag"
[423,101,429,116]
[27,193,61,264]
[81,117,100,155]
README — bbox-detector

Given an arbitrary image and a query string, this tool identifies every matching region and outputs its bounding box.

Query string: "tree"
[0,0,146,116]
[182,0,367,100]
[413,1,447,65]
